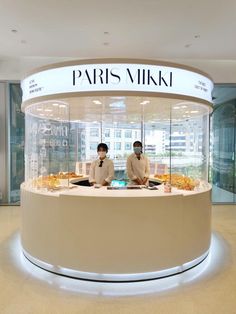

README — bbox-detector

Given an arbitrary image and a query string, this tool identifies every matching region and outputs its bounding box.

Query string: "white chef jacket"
[89,157,114,185]
[126,153,150,184]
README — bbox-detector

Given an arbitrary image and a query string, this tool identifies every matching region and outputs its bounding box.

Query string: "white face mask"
[98,151,106,158]
[134,147,142,154]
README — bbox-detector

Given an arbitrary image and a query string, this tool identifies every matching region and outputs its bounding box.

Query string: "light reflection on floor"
[5,232,229,297]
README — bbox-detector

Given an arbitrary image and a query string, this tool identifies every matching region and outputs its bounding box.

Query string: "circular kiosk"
[21,59,213,281]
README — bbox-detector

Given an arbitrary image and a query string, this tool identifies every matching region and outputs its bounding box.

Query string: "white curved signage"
[21,63,213,103]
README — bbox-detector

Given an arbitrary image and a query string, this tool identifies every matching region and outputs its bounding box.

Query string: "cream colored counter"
[21,182,212,281]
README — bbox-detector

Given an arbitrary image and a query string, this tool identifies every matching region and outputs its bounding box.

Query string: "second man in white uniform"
[126,141,150,186]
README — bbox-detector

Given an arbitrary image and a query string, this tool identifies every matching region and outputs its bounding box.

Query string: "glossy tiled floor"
[0,205,236,314]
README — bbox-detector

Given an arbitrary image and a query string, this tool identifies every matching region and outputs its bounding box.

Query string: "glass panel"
[100,97,142,182]
[67,96,211,191]
[0,83,7,204]
[171,103,209,180]
[24,101,70,191]
[9,83,24,203]
[143,99,171,187]
[211,100,236,203]
[145,100,210,191]
[101,121,141,182]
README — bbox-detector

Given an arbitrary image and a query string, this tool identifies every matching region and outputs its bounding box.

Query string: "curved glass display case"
[24,97,210,192]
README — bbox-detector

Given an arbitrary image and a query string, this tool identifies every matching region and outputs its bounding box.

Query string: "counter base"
[21,184,212,282]
[23,249,209,282]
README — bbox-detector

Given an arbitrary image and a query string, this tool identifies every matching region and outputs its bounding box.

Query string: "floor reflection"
[1,231,230,297]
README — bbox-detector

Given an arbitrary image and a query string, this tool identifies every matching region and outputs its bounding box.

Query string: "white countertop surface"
[22,181,211,198]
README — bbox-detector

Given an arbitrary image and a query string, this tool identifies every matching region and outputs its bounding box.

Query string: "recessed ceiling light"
[59,104,66,108]
[92,121,98,124]
[130,121,135,124]
[173,106,180,109]
[190,110,199,113]
[52,103,59,106]
[181,105,187,108]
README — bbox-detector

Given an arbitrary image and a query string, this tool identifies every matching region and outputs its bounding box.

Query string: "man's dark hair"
[133,141,142,147]
[97,143,108,152]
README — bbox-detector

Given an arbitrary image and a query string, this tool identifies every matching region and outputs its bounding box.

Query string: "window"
[125,142,132,150]
[90,128,99,137]
[9,83,24,203]
[211,94,236,203]
[171,142,186,147]
[125,130,132,138]
[90,142,98,150]
[115,129,122,138]
[114,142,121,150]
[172,136,186,141]
[104,128,110,137]
[0,83,7,204]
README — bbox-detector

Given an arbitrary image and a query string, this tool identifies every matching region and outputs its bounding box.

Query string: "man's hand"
[102,180,109,186]
[134,178,143,185]
[142,177,148,185]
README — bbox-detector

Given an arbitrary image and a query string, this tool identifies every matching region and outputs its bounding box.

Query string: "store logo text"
[72,68,173,87]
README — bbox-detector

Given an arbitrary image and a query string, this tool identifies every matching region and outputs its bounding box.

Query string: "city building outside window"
[90,142,98,150]
[90,128,99,137]
[115,129,122,138]
[114,142,122,150]
[104,129,110,137]
[125,130,132,138]
[125,142,132,150]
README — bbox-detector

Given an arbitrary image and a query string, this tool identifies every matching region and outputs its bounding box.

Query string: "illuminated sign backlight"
[21,63,213,104]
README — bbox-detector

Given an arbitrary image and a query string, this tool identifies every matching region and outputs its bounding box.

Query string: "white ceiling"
[0,0,236,81]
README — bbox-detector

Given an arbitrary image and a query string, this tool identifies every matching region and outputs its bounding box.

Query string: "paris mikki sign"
[21,62,213,104]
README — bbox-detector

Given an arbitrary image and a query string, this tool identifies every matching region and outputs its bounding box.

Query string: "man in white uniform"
[126,141,150,185]
[89,143,114,186]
